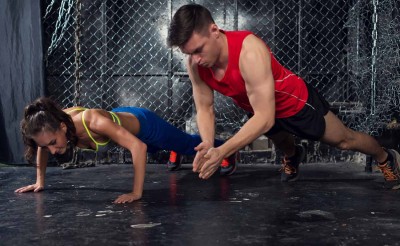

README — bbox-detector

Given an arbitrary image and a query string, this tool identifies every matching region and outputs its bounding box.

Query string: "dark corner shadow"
[0,102,11,162]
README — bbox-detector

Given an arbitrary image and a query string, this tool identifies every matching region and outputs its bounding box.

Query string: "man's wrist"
[218,144,233,158]
[203,139,214,147]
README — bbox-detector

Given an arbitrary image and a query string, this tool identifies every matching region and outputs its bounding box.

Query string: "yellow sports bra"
[66,108,121,152]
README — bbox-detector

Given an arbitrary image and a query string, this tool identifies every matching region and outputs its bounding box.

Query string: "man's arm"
[199,35,276,179]
[187,57,216,145]
[186,56,217,172]
[219,34,276,156]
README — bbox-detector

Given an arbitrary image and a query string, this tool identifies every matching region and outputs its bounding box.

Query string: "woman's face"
[32,123,68,155]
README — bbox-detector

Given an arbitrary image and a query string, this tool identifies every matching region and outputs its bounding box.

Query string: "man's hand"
[193,141,213,173]
[199,147,224,179]
[113,192,142,204]
[15,183,44,193]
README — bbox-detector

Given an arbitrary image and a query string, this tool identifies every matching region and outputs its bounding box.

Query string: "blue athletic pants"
[112,107,223,154]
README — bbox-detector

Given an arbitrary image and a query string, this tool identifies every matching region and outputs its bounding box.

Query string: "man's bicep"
[240,42,275,116]
[247,81,275,116]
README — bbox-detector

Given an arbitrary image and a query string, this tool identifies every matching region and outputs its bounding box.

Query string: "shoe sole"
[288,174,299,182]
[392,184,400,190]
[281,173,299,182]
[220,165,237,176]
[167,163,182,171]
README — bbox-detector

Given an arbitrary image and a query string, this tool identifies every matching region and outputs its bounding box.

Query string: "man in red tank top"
[167,4,400,189]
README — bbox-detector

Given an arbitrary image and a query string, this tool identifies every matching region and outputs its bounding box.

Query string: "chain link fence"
[42,0,400,164]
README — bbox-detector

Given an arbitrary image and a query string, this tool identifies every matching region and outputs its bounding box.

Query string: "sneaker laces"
[169,151,178,163]
[281,158,296,175]
[378,162,398,181]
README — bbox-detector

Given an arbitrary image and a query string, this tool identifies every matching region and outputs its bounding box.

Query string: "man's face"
[180,25,220,68]
[33,124,68,155]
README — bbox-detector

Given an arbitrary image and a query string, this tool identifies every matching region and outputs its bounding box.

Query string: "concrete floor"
[1,162,400,246]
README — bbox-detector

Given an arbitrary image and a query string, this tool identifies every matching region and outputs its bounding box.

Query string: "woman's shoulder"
[63,106,87,114]
[63,107,105,122]
[63,107,108,114]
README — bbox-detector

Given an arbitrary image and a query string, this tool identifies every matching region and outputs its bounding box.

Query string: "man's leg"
[268,131,306,182]
[267,131,296,156]
[321,110,400,189]
[321,111,386,162]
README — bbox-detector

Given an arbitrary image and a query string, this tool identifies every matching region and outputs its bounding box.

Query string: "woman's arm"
[84,109,148,203]
[15,147,48,193]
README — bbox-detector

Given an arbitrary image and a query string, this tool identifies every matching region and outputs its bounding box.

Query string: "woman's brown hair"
[20,97,77,164]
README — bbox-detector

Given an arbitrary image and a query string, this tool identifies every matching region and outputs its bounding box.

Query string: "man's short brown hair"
[167,4,215,48]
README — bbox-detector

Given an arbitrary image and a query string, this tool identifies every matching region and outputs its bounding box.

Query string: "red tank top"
[198,30,308,118]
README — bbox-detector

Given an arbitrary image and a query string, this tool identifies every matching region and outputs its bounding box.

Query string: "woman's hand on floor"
[14,183,44,193]
[113,192,142,204]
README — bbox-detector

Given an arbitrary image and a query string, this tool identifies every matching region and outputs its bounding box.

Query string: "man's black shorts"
[250,83,331,141]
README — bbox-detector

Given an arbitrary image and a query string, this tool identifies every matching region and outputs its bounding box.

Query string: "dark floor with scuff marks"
[0,162,399,246]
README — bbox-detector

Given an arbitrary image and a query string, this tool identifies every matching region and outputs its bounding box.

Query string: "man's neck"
[213,32,228,70]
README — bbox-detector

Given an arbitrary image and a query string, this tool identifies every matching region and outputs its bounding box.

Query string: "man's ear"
[210,23,219,36]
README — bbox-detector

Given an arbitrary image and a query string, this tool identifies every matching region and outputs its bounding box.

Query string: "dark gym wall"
[0,0,44,164]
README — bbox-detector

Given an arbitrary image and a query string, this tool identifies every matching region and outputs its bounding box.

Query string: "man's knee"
[330,131,357,151]
[334,140,352,151]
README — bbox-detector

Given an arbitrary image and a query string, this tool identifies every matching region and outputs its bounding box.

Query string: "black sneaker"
[377,149,400,189]
[281,145,306,182]
[220,153,237,176]
[167,151,182,171]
